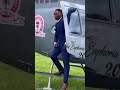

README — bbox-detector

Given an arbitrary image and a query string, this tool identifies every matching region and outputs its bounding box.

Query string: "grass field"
[0,52,110,90]
[0,61,34,90]
[35,52,110,90]
[35,52,85,90]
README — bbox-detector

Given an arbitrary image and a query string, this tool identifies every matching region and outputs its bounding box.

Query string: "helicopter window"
[78,9,85,35]
[35,0,58,3]
[86,0,111,21]
[45,0,49,3]
[51,0,58,3]
[114,0,120,23]
[66,7,84,35]
[35,0,59,8]
[35,0,39,3]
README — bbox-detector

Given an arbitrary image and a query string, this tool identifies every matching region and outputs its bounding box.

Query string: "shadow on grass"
[0,62,34,90]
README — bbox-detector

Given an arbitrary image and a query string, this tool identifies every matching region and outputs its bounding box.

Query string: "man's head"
[54,9,63,20]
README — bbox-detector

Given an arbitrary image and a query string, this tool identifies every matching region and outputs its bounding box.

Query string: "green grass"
[0,52,109,90]
[35,52,85,90]
[0,62,34,90]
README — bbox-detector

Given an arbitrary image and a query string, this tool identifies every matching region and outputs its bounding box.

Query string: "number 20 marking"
[105,62,120,77]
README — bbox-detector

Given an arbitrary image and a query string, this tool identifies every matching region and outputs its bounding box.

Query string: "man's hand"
[64,42,67,49]
[54,42,58,47]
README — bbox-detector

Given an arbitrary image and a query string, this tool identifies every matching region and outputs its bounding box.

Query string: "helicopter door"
[60,1,85,59]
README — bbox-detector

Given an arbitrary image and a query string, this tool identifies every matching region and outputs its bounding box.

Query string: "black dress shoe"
[61,83,68,90]
[54,71,64,75]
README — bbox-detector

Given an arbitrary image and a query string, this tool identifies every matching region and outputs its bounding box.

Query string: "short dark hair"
[55,9,62,14]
